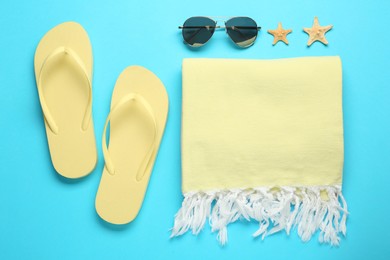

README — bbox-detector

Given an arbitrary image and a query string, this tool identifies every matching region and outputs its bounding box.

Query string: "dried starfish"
[303,17,333,46]
[268,22,292,45]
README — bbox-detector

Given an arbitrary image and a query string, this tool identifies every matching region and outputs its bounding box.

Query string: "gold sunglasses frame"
[179,16,261,48]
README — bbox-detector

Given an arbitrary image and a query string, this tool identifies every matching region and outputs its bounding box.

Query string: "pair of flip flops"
[34,22,169,224]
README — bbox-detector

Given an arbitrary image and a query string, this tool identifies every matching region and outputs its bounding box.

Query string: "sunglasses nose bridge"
[214,19,226,25]
[213,20,228,32]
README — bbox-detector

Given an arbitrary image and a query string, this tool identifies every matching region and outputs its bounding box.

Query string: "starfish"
[303,17,333,46]
[267,22,292,45]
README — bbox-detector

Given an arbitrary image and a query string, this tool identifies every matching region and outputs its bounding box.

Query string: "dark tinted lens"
[182,17,216,47]
[225,17,258,47]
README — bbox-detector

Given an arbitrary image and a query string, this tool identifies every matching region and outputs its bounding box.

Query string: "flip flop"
[34,22,97,179]
[95,66,169,224]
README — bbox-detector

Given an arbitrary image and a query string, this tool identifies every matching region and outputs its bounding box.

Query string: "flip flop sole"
[96,66,169,224]
[34,22,97,178]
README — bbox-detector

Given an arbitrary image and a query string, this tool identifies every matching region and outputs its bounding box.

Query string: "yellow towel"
[172,57,348,246]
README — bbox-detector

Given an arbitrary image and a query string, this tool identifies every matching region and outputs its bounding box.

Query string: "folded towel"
[172,56,348,246]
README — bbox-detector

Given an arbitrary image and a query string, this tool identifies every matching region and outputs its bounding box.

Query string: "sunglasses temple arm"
[183,27,208,43]
[226,27,251,38]
[178,25,260,42]
[178,26,220,29]
[179,25,260,30]
[226,26,261,30]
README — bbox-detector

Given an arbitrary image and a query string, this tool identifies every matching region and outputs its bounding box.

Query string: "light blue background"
[1,0,389,259]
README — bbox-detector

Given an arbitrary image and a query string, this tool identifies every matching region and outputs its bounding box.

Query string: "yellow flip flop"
[34,22,97,179]
[95,66,169,224]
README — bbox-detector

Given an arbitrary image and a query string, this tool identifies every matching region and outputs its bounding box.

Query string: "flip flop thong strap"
[37,46,92,134]
[102,93,158,180]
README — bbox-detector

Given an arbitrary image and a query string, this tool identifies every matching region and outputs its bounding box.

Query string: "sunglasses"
[179,16,261,48]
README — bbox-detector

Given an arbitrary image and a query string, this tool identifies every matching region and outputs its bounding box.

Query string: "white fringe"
[171,185,348,246]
